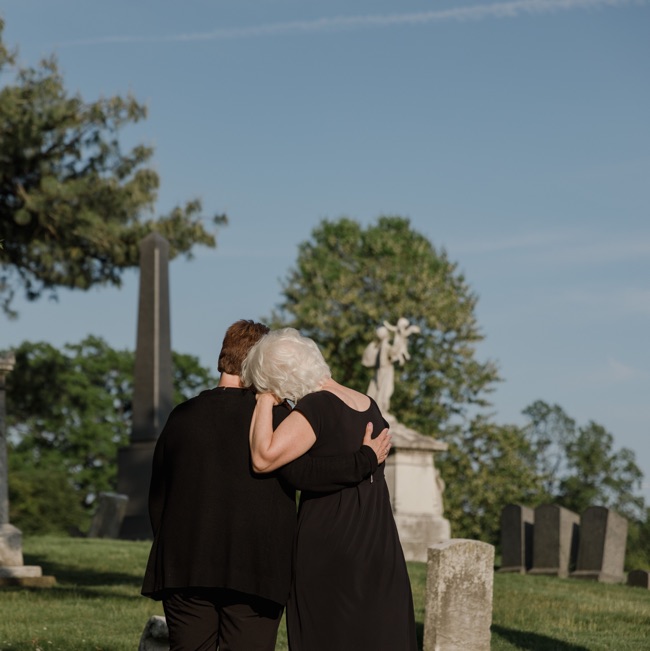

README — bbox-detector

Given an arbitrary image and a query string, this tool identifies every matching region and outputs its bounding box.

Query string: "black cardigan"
[141,387,377,605]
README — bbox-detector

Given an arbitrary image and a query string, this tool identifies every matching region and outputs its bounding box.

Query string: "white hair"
[241,328,331,402]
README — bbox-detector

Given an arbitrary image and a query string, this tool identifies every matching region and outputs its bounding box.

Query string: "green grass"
[0,536,648,650]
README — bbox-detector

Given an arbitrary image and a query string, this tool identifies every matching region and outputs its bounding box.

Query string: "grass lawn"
[0,536,647,650]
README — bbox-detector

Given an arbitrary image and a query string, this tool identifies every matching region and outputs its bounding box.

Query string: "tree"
[522,401,645,520]
[5,337,216,533]
[269,216,500,435]
[441,416,545,543]
[0,20,226,317]
[521,400,577,499]
[560,421,644,518]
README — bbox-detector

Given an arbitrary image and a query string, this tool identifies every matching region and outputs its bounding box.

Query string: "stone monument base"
[395,513,451,563]
[0,565,56,588]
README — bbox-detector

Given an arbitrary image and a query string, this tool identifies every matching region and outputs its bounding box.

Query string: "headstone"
[529,504,580,578]
[139,616,169,651]
[0,353,55,588]
[498,504,534,573]
[423,539,494,651]
[384,414,450,562]
[627,570,650,589]
[87,492,129,539]
[117,233,174,540]
[570,506,627,583]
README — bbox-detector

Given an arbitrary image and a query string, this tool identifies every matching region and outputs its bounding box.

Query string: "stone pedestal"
[384,415,450,562]
[529,504,580,578]
[570,506,627,583]
[498,504,535,574]
[423,539,494,651]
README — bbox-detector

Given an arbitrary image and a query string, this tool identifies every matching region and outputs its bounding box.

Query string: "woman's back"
[287,390,418,651]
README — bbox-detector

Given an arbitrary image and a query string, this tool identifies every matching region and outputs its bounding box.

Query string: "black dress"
[287,391,418,651]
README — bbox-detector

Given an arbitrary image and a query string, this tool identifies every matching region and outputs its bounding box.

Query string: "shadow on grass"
[24,555,143,588]
[492,625,590,651]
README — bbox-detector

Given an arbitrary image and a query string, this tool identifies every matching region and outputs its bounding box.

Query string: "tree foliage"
[0,20,225,317]
[522,400,645,520]
[269,216,500,435]
[441,416,544,543]
[269,216,521,543]
[5,337,216,533]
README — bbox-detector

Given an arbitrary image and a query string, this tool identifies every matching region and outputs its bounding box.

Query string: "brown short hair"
[218,319,269,375]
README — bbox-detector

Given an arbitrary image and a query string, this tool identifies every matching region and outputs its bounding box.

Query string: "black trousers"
[162,588,283,651]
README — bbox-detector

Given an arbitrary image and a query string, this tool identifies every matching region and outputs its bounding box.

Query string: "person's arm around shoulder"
[250,393,317,472]
[278,422,391,491]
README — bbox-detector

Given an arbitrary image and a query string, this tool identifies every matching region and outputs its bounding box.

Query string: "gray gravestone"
[627,570,650,589]
[529,504,580,578]
[423,539,495,651]
[117,233,174,540]
[498,504,534,574]
[87,492,129,539]
[570,506,627,583]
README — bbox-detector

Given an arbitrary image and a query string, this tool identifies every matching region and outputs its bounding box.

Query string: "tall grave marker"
[570,506,627,583]
[498,504,535,574]
[118,233,174,539]
[529,504,580,578]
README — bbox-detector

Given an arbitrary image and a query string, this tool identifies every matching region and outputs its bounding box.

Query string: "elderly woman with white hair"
[241,328,417,651]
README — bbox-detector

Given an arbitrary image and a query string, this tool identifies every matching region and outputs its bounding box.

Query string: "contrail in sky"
[61,0,646,46]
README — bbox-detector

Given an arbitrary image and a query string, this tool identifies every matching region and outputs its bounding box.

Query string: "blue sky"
[2,0,649,499]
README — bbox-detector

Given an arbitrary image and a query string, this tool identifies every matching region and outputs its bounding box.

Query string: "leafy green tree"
[626,507,650,570]
[440,416,545,543]
[269,216,499,435]
[269,216,528,542]
[7,464,87,535]
[0,20,225,317]
[521,400,577,499]
[5,337,216,533]
[560,421,644,518]
[522,401,645,519]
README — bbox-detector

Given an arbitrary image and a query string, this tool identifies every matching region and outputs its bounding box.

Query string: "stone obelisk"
[118,233,174,539]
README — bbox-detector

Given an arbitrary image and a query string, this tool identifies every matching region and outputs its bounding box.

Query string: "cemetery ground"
[0,537,647,651]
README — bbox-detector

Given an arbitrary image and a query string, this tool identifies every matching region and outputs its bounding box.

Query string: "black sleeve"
[278,446,378,492]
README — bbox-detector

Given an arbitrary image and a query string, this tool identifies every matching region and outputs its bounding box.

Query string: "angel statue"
[384,317,421,366]
[362,317,420,414]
